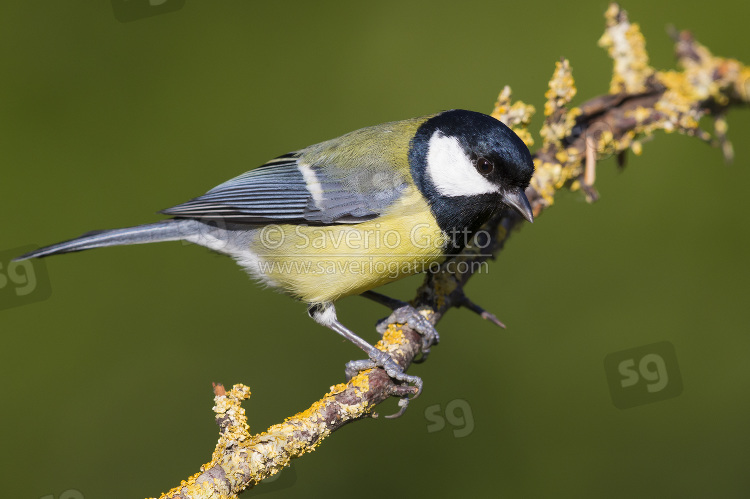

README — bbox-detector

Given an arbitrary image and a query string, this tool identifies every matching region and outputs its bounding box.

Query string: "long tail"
[14,219,202,261]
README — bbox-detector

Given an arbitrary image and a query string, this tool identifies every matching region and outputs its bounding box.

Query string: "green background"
[2,1,749,497]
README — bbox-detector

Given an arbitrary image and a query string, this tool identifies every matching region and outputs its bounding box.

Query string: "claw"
[384,398,410,419]
[362,291,440,360]
[345,348,423,418]
[376,305,440,363]
[369,348,423,399]
[345,359,377,381]
[309,300,425,418]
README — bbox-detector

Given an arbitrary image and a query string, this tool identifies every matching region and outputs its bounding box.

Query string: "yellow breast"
[248,187,446,303]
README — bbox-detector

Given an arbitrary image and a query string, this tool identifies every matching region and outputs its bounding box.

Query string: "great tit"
[16,109,534,398]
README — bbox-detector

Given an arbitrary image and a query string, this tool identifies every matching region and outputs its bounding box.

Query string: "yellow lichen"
[376,326,408,356]
[491,85,536,147]
[544,59,577,116]
[529,160,561,207]
[735,67,750,102]
[599,3,653,94]
[540,59,581,149]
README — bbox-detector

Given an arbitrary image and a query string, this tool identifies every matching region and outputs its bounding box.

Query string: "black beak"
[501,187,534,223]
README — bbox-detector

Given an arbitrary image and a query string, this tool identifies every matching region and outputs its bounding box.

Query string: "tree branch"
[153,4,750,498]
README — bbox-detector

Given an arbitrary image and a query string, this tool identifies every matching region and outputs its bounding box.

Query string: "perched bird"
[16,109,534,404]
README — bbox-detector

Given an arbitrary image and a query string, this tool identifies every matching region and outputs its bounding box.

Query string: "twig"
[153,4,750,498]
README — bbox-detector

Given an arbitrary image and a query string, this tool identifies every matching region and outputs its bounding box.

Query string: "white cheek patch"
[425,131,500,198]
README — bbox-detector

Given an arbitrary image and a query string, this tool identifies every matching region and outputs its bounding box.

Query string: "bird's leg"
[359,290,408,310]
[308,302,422,417]
[360,290,440,363]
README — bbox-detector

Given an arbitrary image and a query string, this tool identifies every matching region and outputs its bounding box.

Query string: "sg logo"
[40,490,83,499]
[254,463,297,496]
[111,0,186,23]
[604,341,683,409]
[0,246,52,311]
[424,399,474,438]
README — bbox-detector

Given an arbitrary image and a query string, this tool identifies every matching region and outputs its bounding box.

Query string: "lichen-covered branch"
[153,4,750,498]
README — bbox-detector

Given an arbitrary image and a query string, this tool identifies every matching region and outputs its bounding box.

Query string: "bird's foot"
[376,305,440,363]
[345,347,422,419]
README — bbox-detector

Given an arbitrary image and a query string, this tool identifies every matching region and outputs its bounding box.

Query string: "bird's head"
[409,109,535,250]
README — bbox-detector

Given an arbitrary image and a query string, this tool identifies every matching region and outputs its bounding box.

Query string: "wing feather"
[160,154,405,225]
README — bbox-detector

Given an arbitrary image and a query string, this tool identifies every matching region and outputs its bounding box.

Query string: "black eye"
[475,157,494,175]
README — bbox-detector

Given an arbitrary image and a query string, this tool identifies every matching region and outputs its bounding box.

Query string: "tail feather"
[14,219,196,261]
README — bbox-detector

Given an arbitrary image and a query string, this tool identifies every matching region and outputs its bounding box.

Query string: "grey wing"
[160,154,407,225]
